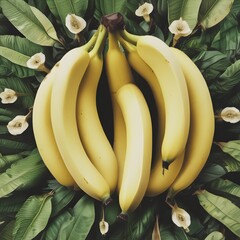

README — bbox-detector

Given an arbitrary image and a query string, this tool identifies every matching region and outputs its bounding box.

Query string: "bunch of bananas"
[32,13,215,218]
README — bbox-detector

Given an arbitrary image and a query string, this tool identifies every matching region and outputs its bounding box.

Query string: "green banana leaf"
[57,195,95,240]
[215,141,240,162]
[209,60,240,96]
[227,92,240,108]
[0,35,42,67]
[0,221,16,240]
[198,0,235,29]
[160,223,193,240]
[0,125,8,134]
[43,209,73,240]
[206,178,240,207]
[197,145,240,184]
[13,193,53,240]
[0,47,30,68]
[94,0,129,20]
[211,8,240,57]
[197,190,240,237]
[204,231,225,240]
[193,50,231,85]
[0,0,58,46]
[168,0,202,30]
[0,56,34,78]
[0,138,34,155]
[0,192,29,215]
[0,151,31,171]
[103,198,158,240]
[0,115,12,123]
[0,149,47,197]
[50,184,76,217]
[0,107,24,123]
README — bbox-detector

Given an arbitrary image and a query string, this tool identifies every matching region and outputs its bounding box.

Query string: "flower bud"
[135,2,154,23]
[65,14,86,34]
[0,88,17,104]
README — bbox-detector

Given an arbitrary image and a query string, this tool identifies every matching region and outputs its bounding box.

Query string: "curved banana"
[121,31,190,170]
[32,62,75,187]
[117,37,185,197]
[116,83,152,216]
[76,27,118,194]
[104,31,134,191]
[167,48,215,199]
[51,26,111,203]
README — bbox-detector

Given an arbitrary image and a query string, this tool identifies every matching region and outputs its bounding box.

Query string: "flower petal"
[169,17,192,37]
[172,205,191,232]
[65,14,86,34]
[0,88,17,104]
[27,52,46,69]
[221,107,240,123]
[135,2,154,17]
[7,115,29,135]
[99,220,109,235]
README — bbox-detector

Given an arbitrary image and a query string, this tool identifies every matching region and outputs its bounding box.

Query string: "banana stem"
[116,32,136,54]
[120,29,139,45]
[89,25,107,58]
[82,29,99,52]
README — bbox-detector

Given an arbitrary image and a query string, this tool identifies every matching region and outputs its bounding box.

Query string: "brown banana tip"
[117,212,129,221]
[162,161,170,170]
[104,197,113,206]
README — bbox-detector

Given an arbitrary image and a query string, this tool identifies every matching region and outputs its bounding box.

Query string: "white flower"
[0,88,17,104]
[7,115,29,135]
[220,107,240,123]
[27,52,46,70]
[172,204,191,232]
[169,17,192,40]
[135,2,154,23]
[99,219,109,235]
[65,14,86,34]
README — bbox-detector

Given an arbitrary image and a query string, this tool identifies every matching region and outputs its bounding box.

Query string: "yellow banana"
[76,26,118,194]
[135,34,190,169]
[104,32,134,191]
[117,36,184,197]
[167,48,215,199]
[116,83,152,216]
[32,62,75,187]
[120,30,190,168]
[51,26,111,203]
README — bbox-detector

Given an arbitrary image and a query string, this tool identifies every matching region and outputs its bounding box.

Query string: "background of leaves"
[0,0,239,239]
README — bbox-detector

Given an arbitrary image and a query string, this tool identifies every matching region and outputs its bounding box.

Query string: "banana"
[51,25,111,203]
[104,32,134,191]
[167,47,215,199]
[32,62,75,187]
[116,83,152,216]
[117,36,185,197]
[121,30,190,170]
[76,26,118,194]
